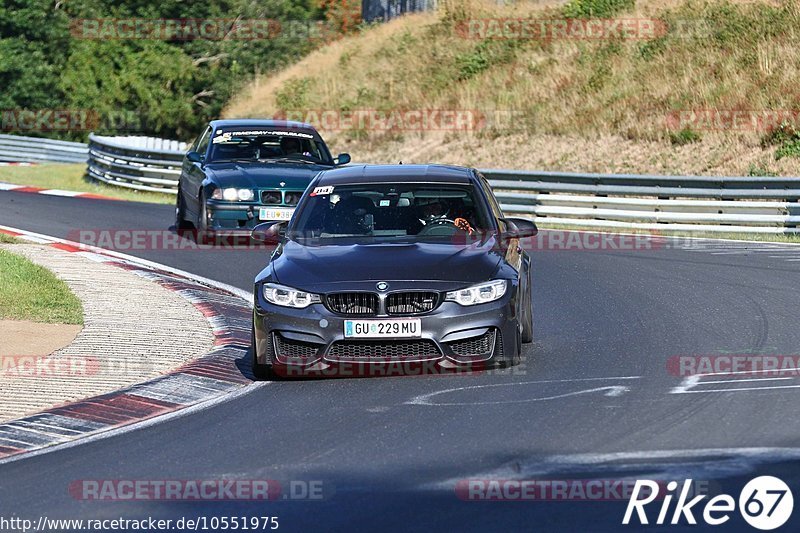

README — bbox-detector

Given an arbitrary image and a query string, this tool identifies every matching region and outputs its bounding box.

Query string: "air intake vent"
[327,339,440,360]
[386,292,439,315]
[274,334,322,359]
[261,191,281,204]
[325,293,379,315]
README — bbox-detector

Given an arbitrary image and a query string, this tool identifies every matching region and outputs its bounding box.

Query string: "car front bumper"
[205,200,294,232]
[253,289,520,377]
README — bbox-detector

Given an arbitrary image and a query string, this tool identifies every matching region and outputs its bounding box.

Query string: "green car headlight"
[212,188,254,201]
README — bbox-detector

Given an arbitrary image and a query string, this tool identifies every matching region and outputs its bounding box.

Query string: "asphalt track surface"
[2,191,800,532]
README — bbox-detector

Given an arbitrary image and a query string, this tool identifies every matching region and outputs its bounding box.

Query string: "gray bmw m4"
[250,164,537,379]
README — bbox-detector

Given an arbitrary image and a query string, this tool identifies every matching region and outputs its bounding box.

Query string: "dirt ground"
[0,319,81,358]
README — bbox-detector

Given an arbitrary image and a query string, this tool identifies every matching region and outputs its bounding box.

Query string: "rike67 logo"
[623,476,793,530]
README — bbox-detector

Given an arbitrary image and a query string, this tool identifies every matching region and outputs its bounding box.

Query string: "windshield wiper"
[260,157,321,165]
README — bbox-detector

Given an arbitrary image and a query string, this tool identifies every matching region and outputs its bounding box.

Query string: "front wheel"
[195,190,214,244]
[521,281,533,344]
[251,326,273,380]
[175,190,192,231]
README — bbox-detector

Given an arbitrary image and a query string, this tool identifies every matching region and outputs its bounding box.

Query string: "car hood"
[205,162,327,189]
[272,239,505,292]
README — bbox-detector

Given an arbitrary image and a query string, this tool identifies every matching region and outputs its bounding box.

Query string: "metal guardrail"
[0,134,88,164]
[483,169,800,233]
[3,133,800,233]
[87,134,187,194]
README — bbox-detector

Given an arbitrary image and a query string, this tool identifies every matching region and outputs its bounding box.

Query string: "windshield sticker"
[379,200,391,207]
[310,186,334,196]
[212,130,314,143]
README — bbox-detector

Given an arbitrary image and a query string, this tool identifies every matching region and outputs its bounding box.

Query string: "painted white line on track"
[671,368,800,394]
[407,376,640,406]
[0,223,251,301]
[703,377,792,384]
[40,190,81,197]
[677,385,800,393]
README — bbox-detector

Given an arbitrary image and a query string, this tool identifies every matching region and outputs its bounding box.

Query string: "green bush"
[563,0,636,18]
[275,77,314,111]
[775,139,800,160]
[455,39,520,81]
[669,127,702,145]
[747,163,777,177]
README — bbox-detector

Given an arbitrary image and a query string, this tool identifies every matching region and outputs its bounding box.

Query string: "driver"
[418,200,448,225]
[416,199,475,235]
[280,137,302,155]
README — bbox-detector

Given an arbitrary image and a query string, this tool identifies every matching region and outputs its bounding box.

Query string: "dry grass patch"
[224,0,800,176]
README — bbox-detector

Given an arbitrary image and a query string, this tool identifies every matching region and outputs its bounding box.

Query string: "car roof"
[316,165,476,185]
[209,119,317,131]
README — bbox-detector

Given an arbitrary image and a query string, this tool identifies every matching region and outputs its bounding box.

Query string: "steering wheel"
[417,218,458,236]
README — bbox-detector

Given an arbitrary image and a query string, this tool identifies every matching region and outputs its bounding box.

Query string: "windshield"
[207,128,333,165]
[289,183,493,243]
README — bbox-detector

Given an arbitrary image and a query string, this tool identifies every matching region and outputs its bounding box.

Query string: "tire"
[175,190,192,231]
[251,326,272,380]
[498,328,522,369]
[521,280,534,343]
[196,190,213,245]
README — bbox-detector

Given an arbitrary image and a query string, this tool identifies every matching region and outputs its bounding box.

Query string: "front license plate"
[344,319,421,338]
[259,207,294,221]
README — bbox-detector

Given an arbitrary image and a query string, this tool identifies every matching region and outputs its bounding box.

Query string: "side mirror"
[335,153,351,166]
[500,217,538,240]
[251,221,288,244]
[186,151,204,164]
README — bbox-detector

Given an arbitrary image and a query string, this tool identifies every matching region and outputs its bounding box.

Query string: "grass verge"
[0,249,83,324]
[0,164,174,204]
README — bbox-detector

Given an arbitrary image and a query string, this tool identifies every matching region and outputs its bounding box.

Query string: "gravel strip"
[0,244,214,422]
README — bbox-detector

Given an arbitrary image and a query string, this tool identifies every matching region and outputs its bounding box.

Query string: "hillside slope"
[225,0,800,176]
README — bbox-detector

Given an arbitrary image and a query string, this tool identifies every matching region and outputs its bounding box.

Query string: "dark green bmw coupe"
[175,119,350,237]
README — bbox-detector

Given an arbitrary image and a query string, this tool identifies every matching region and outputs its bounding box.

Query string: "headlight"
[445,280,507,306]
[212,188,254,201]
[263,283,321,308]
